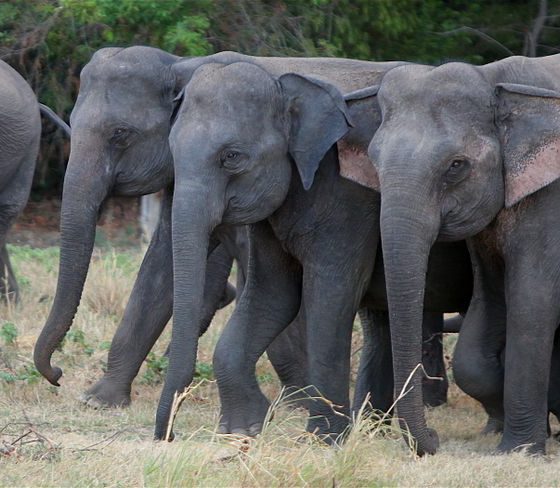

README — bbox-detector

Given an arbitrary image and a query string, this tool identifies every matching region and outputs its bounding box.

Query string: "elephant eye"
[220,149,248,174]
[111,127,135,149]
[450,159,464,169]
[444,158,471,184]
[223,151,239,161]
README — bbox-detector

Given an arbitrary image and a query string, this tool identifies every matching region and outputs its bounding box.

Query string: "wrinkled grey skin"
[161,61,473,442]
[33,47,420,411]
[369,54,560,455]
[0,60,41,301]
[33,46,313,407]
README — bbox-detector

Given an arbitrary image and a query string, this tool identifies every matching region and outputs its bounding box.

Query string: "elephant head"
[154,61,352,439]
[362,61,560,455]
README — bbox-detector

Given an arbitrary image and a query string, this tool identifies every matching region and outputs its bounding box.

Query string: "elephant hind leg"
[421,312,448,408]
[0,244,19,303]
[265,314,308,408]
[352,309,393,419]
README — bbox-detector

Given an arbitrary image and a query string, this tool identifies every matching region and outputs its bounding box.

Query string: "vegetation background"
[1,0,559,197]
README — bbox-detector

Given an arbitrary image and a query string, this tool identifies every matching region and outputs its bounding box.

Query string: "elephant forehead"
[188,62,281,109]
[380,63,492,113]
[81,59,163,98]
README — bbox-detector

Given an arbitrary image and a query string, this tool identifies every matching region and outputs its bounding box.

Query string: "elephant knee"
[213,336,246,384]
[453,349,502,402]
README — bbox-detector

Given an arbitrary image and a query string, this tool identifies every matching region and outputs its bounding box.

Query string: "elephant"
[158,60,473,442]
[28,47,428,407]
[32,46,305,408]
[364,54,560,455]
[0,59,69,302]
[33,46,448,413]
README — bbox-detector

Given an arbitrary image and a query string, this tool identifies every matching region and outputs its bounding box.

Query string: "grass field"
[1,243,560,487]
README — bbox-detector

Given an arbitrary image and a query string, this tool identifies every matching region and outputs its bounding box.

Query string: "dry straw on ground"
[1,244,560,487]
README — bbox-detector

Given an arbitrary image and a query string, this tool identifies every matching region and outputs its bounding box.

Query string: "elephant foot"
[279,385,310,410]
[306,411,350,446]
[80,377,131,409]
[217,391,270,437]
[496,435,545,456]
[481,416,504,435]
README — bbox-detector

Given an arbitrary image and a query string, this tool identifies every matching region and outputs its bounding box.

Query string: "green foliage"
[0,364,41,384]
[141,353,213,385]
[141,352,169,385]
[7,245,59,274]
[65,329,95,356]
[194,361,213,381]
[1,0,559,194]
[0,322,18,346]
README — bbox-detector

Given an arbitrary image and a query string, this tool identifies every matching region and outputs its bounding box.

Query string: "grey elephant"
[0,60,69,301]
[32,47,308,407]
[157,60,473,441]
[34,47,444,412]
[364,54,560,455]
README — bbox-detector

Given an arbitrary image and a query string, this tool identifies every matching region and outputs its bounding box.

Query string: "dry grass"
[1,243,560,487]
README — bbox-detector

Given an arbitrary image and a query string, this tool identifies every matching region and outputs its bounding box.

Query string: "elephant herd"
[2,45,560,457]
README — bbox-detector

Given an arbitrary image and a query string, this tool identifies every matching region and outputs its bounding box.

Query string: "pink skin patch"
[505,137,560,208]
[338,140,380,191]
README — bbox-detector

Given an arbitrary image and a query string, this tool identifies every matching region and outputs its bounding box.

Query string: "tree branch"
[527,0,548,57]
[438,26,514,56]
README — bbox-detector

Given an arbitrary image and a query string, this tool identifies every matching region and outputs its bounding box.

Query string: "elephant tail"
[39,104,71,137]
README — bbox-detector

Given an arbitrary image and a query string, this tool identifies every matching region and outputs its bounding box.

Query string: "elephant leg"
[443,313,463,333]
[214,221,302,436]
[497,260,560,454]
[421,312,448,408]
[352,308,393,418]
[302,263,377,443]
[82,191,234,408]
[221,224,308,404]
[0,142,37,304]
[548,329,560,429]
[265,314,308,407]
[218,282,236,309]
[453,240,506,435]
[0,244,18,303]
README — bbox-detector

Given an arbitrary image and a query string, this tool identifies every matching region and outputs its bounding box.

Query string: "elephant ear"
[170,86,186,126]
[279,73,353,190]
[338,85,381,192]
[496,83,560,208]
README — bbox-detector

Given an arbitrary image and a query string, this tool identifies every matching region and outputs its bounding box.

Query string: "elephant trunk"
[154,180,223,440]
[380,185,439,455]
[34,144,110,385]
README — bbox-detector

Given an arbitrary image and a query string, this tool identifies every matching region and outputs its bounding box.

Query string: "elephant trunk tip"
[33,350,63,386]
[406,424,439,456]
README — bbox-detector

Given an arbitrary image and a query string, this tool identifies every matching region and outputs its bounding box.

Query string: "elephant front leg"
[82,191,234,408]
[214,221,302,436]
[81,193,175,408]
[498,260,559,455]
[303,267,374,444]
